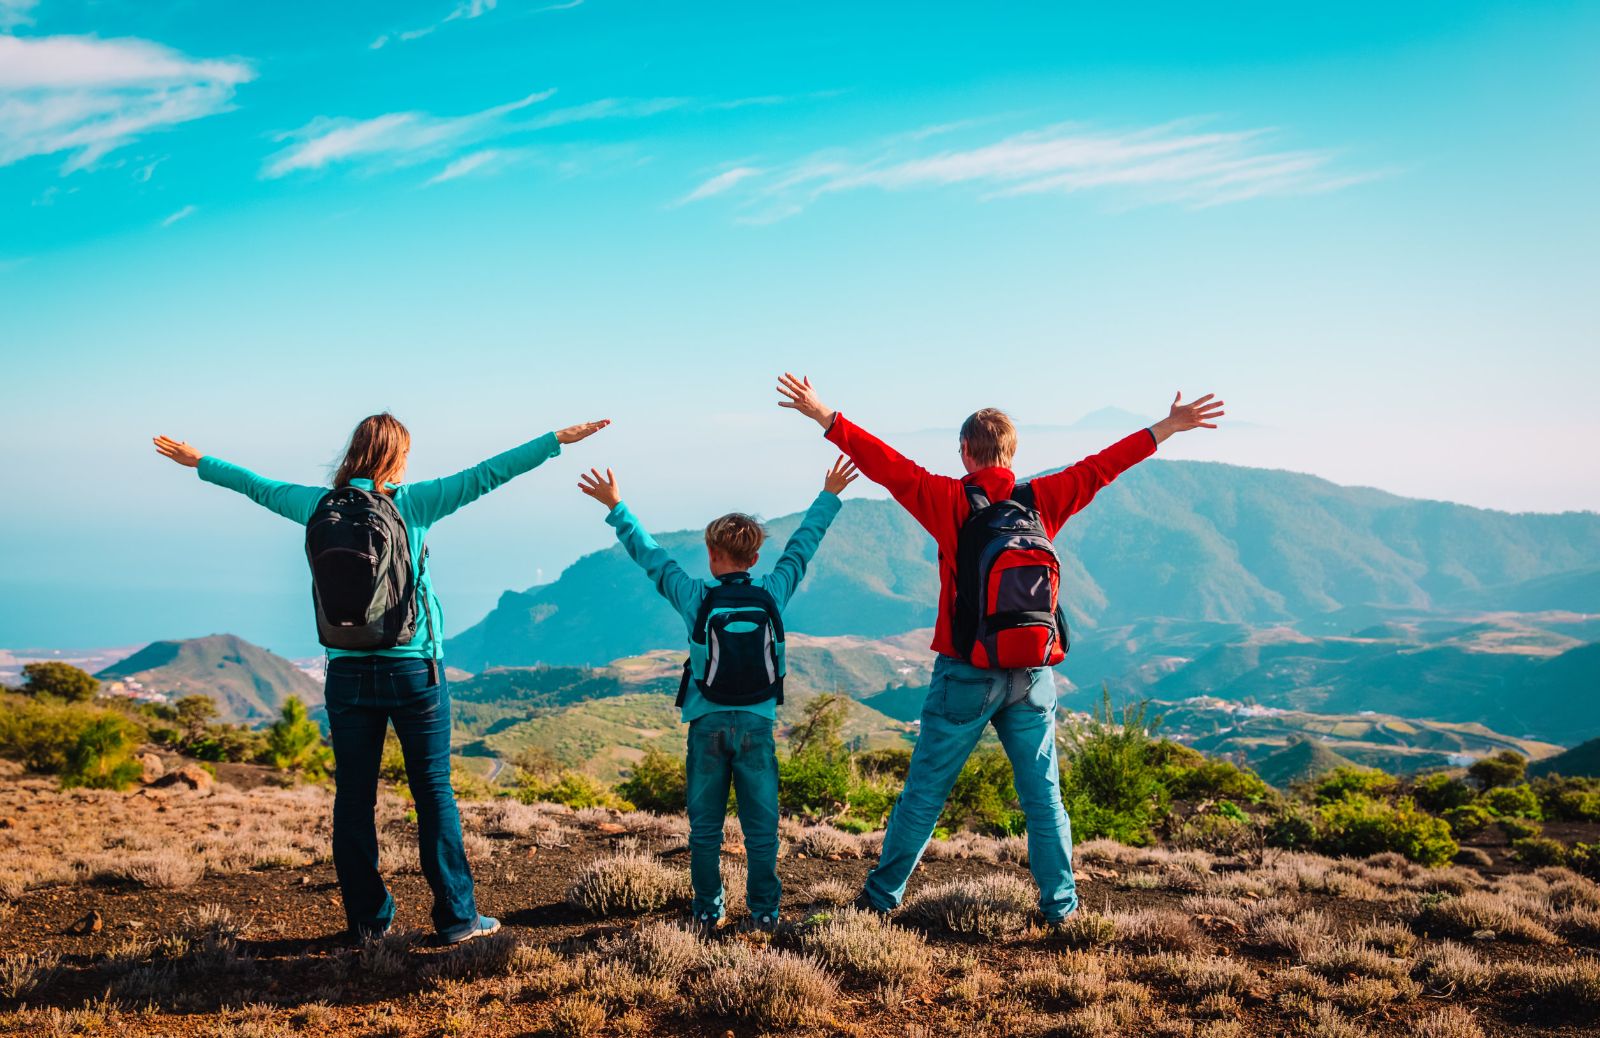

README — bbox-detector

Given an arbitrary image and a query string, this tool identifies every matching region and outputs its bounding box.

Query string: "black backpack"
[676,573,786,708]
[952,482,1070,670]
[305,486,432,653]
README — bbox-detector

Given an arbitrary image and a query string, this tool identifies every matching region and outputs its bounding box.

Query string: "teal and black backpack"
[676,573,786,708]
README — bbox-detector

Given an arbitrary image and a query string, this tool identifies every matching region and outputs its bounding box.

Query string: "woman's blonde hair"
[333,413,411,494]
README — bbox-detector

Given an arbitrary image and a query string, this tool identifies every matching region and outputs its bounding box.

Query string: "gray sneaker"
[443,915,501,945]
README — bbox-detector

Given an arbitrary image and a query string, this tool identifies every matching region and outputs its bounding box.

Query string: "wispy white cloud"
[262,91,553,178]
[679,166,763,204]
[373,0,580,49]
[265,92,699,182]
[424,148,504,185]
[688,117,1381,222]
[0,35,254,173]
[161,204,197,227]
[0,0,38,32]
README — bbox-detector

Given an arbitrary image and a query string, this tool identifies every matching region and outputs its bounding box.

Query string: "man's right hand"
[577,467,622,509]
[777,373,837,430]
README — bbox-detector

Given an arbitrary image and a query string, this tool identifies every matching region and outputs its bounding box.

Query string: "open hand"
[153,435,202,468]
[577,467,621,509]
[1151,392,1225,443]
[823,455,860,496]
[776,373,837,430]
[556,419,611,445]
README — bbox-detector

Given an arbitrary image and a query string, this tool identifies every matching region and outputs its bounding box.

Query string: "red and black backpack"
[951,482,1070,669]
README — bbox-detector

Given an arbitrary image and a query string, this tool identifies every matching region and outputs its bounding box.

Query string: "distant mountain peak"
[98,633,321,723]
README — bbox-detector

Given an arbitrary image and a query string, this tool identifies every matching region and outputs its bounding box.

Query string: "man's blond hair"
[704,513,766,567]
[960,408,1018,468]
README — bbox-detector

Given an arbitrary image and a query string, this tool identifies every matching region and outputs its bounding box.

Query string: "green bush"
[1482,783,1542,820]
[1265,804,1322,850]
[1171,810,1255,854]
[1534,776,1600,822]
[1468,750,1526,790]
[60,715,144,790]
[20,662,99,702]
[1315,794,1458,866]
[854,747,912,781]
[517,769,632,810]
[1060,692,1168,845]
[778,750,853,818]
[1312,767,1398,804]
[1570,843,1600,881]
[1443,803,1494,837]
[264,696,332,780]
[1511,837,1567,867]
[1156,744,1272,804]
[0,694,145,774]
[1498,817,1542,841]
[1412,772,1478,813]
[942,748,1023,836]
[616,747,686,814]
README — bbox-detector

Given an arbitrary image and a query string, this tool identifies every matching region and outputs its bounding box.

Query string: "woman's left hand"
[153,435,203,468]
[556,419,611,444]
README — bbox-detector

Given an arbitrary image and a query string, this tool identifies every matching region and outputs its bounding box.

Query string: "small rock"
[0,817,16,829]
[153,764,214,793]
[138,753,165,783]
[595,822,627,835]
[1472,928,1497,941]
[68,910,103,935]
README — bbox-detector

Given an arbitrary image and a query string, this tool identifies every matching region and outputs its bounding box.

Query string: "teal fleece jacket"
[196,432,562,661]
[604,491,842,723]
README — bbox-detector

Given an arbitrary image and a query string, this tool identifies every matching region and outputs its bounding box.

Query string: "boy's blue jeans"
[324,656,479,940]
[863,655,1078,921]
[685,710,781,922]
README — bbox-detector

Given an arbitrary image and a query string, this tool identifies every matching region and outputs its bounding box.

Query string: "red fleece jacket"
[824,414,1158,659]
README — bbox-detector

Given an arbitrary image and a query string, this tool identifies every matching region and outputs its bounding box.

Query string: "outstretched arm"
[155,435,324,524]
[1031,391,1225,529]
[776,373,957,531]
[579,468,702,622]
[763,456,855,607]
[405,419,610,526]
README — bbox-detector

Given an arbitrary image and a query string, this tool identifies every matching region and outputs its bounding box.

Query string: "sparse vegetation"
[567,850,689,916]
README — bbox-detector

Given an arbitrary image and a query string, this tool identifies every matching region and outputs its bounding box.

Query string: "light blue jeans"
[685,710,781,922]
[863,655,1077,921]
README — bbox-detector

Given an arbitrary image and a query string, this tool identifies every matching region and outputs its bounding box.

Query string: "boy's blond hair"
[960,408,1018,468]
[705,513,767,567]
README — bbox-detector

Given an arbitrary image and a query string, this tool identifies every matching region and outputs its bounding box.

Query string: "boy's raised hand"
[1151,391,1225,443]
[577,467,622,509]
[153,435,202,468]
[777,373,837,430]
[823,455,859,496]
[556,419,612,444]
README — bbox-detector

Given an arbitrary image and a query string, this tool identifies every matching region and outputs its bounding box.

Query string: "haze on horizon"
[2,1,1596,654]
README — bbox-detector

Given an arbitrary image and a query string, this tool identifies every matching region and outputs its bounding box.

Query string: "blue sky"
[2,1,1597,656]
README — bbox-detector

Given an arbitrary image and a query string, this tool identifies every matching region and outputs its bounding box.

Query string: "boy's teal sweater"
[197,433,562,661]
[604,492,842,723]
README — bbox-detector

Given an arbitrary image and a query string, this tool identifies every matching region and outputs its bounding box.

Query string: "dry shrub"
[1413,1005,1486,1038]
[1014,949,1116,1007]
[1351,921,1416,956]
[1332,976,1419,1012]
[1547,875,1600,910]
[1408,866,1485,896]
[549,995,607,1038]
[1051,912,1118,948]
[1248,907,1334,959]
[122,850,204,889]
[1454,847,1494,868]
[1295,1002,1372,1038]
[0,903,14,928]
[1415,891,1559,944]
[1556,904,1600,945]
[998,835,1030,865]
[1117,870,1169,891]
[1180,895,1248,922]
[1501,958,1600,1015]
[795,825,861,859]
[1,949,61,1000]
[1413,941,1494,994]
[1136,953,1256,996]
[800,908,928,985]
[1197,1021,1244,1038]
[356,929,423,979]
[804,879,855,906]
[1308,941,1409,983]
[1103,908,1200,953]
[601,921,700,981]
[1195,992,1242,1018]
[567,851,689,916]
[901,873,1035,939]
[692,945,838,1027]
[1075,839,1136,865]
[424,930,521,983]
[572,958,676,1010]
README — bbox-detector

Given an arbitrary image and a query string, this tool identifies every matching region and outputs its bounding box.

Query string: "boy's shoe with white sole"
[443,915,501,945]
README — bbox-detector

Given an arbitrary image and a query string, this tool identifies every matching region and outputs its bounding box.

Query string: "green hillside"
[1529,737,1600,779]
[451,460,1600,671]
[1253,738,1364,788]
[96,634,322,723]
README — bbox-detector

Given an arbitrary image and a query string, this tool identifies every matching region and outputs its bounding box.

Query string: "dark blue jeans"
[324,656,477,939]
[685,711,781,921]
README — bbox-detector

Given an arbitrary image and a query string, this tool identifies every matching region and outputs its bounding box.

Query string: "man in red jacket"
[777,374,1224,921]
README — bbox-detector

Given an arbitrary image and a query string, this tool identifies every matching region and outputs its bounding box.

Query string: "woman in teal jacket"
[154,413,608,944]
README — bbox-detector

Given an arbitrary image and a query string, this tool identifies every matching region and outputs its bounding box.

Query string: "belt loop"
[427,658,439,686]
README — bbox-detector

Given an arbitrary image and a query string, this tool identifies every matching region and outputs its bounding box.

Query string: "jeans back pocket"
[931,672,998,725]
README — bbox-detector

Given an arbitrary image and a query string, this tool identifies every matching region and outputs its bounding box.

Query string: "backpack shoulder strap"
[690,582,720,642]
[963,482,991,518]
[1011,482,1036,511]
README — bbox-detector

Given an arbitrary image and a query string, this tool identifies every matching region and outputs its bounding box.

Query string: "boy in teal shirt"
[577,457,858,931]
